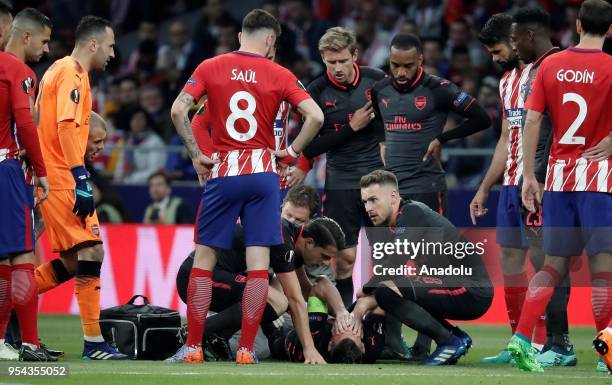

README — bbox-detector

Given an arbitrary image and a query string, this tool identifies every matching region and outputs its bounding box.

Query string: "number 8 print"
[226,91,258,141]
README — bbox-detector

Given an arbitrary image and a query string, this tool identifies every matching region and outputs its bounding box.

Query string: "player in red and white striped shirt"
[471,12,574,365]
[170,9,323,365]
[499,62,532,186]
[0,8,52,362]
[471,14,542,364]
[508,0,612,372]
[191,92,292,191]
[190,45,293,191]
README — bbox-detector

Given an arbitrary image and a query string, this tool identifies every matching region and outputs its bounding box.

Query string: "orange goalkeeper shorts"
[39,189,101,252]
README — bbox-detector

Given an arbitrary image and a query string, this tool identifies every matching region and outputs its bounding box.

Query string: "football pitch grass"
[0,315,609,385]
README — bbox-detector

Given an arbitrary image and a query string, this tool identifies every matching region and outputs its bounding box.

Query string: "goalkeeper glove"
[71,166,94,218]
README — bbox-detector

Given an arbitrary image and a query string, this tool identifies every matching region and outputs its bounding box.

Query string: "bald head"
[90,111,107,130]
[86,112,107,162]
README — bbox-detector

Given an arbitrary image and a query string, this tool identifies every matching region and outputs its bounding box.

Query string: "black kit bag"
[100,295,183,360]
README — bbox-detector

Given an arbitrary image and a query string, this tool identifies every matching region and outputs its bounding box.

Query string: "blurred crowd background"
[13,0,611,223]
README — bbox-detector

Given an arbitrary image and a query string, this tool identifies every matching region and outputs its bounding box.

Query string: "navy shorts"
[496,186,529,249]
[195,172,281,249]
[279,187,290,207]
[543,191,612,257]
[0,159,34,258]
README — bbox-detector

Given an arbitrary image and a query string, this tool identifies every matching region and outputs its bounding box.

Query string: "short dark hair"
[329,338,363,364]
[513,6,550,29]
[360,170,398,190]
[242,9,281,37]
[14,8,52,30]
[0,0,12,17]
[148,170,171,186]
[390,33,422,53]
[579,0,612,36]
[282,185,320,217]
[478,13,513,45]
[75,15,112,43]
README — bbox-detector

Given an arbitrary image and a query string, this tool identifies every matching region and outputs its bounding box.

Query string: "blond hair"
[318,27,357,54]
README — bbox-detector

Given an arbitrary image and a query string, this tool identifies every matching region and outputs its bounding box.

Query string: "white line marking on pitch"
[67,370,608,380]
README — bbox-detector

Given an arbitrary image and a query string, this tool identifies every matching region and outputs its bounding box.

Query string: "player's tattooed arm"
[171,92,200,159]
[171,92,219,185]
[182,115,200,158]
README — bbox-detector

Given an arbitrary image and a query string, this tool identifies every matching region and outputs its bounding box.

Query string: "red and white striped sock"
[0,265,12,338]
[185,268,213,347]
[592,272,612,332]
[238,270,269,352]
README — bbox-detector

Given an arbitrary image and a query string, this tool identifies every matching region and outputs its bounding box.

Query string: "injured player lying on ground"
[170,216,348,364]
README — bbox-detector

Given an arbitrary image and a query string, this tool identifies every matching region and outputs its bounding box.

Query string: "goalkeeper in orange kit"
[34,15,127,360]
